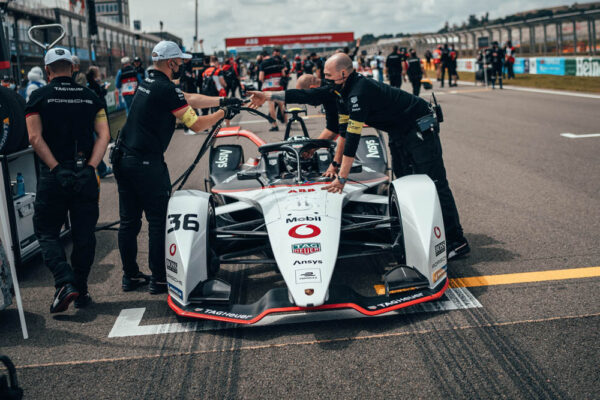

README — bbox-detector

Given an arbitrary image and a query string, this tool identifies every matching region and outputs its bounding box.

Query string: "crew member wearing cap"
[114,41,242,294]
[115,56,142,115]
[25,47,110,312]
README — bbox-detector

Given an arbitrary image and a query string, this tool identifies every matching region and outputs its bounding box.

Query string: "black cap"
[134,56,141,62]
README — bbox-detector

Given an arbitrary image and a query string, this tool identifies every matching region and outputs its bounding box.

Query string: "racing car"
[165,107,448,325]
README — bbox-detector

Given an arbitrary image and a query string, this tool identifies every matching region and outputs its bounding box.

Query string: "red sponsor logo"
[288,188,315,193]
[289,224,321,239]
[433,226,441,239]
[169,244,177,256]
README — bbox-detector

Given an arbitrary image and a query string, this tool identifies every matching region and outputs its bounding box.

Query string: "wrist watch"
[331,161,340,168]
[337,176,348,184]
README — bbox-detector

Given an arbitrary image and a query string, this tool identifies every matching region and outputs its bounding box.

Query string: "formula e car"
[165,108,448,325]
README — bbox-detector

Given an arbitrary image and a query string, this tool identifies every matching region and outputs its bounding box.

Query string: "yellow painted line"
[374,266,600,294]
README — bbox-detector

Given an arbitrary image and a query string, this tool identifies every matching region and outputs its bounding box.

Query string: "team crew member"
[25,48,110,312]
[433,45,442,81]
[385,46,405,88]
[302,55,315,75]
[115,57,142,115]
[259,50,287,131]
[504,41,515,79]
[489,41,504,89]
[406,49,425,96]
[440,44,451,88]
[114,41,241,294]
[133,56,147,79]
[292,55,303,78]
[249,53,469,260]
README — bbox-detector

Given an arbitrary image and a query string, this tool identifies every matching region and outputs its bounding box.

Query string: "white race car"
[165,108,448,324]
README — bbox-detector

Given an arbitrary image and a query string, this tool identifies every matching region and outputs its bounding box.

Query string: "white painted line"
[560,133,600,139]
[108,287,481,338]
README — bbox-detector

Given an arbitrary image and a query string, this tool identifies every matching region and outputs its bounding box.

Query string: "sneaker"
[74,292,92,308]
[99,166,113,179]
[149,277,168,295]
[122,272,151,292]
[50,283,79,313]
[269,125,279,132]
[447,238,471,261]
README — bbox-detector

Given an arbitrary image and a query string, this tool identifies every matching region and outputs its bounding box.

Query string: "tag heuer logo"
[292,243,321,255]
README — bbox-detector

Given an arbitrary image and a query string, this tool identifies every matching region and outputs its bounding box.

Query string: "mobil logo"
[289,224,321,239]
[286,216,321,224]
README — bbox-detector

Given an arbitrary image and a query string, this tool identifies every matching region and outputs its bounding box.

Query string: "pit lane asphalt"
[1,78,599,399]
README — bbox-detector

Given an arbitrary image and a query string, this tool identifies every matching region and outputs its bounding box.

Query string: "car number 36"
[167,213,200,233]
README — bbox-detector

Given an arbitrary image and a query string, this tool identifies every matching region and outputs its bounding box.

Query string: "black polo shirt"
[24,76,104,164]
[386,52,404,76]
[120,69,188,155]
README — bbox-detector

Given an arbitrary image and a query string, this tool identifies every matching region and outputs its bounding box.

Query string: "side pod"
[390,175,447,288]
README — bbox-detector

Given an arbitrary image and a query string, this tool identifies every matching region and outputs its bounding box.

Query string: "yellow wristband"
[95,109,107,123]
[181,107,199,128]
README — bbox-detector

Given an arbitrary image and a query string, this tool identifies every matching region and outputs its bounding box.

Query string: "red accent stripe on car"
[168,279,449,325]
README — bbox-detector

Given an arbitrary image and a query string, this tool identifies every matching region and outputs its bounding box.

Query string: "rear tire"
[389,189,406,265]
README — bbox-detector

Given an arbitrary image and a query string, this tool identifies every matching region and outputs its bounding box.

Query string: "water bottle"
[16,173,25,197]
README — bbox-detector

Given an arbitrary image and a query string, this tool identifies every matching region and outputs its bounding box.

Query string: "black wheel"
[206,199,220,277]
[389,189,406,265]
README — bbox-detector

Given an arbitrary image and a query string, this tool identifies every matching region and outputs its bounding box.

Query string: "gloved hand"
[51,164,76,189]
[73,165,96,193]
[220,105,240,120]
[219,97,243,108]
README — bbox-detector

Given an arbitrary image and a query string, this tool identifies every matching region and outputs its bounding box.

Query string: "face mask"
[323,72,345,92]
[170,61,182,80]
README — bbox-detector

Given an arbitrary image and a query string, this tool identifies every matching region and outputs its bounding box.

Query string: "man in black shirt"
[114,41,241,294]
[489,42,504,89]
[25,48,110,312]
[249,53,469,260]
[385,46,405,88]
[406,49,425,96]
[302,55,315,75]
[440,43,451,88]
[0,85,29,155]
[259,50,286,131]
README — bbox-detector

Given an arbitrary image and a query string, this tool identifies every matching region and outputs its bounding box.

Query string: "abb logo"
[288,189,315,193]
[245,38,258,45]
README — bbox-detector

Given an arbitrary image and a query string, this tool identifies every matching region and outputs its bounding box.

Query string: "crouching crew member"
[114,41,241,294]
[249,53,469,260]
[25,48,110,312]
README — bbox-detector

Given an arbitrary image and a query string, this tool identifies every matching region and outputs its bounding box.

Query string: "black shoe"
[447,238,471,261]
[74,292,92,308]
[50,283,79,313]
[122,272,151,292]
[269,125,279,132]
[149,278,168,295]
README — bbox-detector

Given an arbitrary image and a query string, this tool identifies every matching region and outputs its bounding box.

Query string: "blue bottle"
[16,173,25,197]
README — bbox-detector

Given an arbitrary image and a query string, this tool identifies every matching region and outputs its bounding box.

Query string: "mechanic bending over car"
[25,48,110,312]
[249,53,469,260]
[113,41,243,294]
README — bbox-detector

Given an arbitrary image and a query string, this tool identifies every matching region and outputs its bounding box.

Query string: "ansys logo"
[292,242,321,255]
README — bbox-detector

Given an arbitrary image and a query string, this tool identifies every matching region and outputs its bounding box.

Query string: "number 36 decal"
[167,214,200,233]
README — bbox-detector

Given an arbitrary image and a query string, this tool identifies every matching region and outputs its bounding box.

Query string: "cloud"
[53,0,576,51]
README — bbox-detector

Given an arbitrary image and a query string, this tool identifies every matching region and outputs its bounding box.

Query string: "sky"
[39,0,578,51]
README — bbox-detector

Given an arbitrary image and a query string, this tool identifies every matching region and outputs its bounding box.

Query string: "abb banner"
[226,32,354,50]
